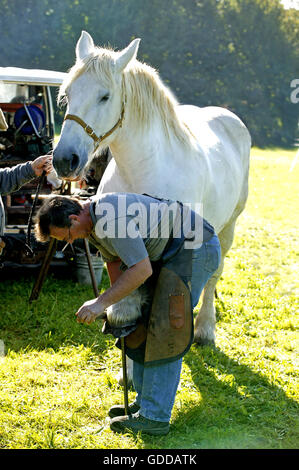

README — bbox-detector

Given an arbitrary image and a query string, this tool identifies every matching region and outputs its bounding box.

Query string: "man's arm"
[0,155,53,253]
[106,259,122,285]
[0,155,53,195]
[101,257,152,307]
[0,162,35,195]
[76,257,153,324]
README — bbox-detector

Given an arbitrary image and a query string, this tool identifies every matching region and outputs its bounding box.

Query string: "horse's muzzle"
[53,147,86,179]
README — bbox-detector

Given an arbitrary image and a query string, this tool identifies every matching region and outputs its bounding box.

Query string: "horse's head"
[53,31,140,179]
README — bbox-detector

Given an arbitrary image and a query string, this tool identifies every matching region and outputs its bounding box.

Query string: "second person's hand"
[31,155,53,177]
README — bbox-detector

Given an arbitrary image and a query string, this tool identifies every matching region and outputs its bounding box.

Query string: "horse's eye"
[100,94,110,102]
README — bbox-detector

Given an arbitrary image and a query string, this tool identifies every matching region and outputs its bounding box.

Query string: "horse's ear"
[76,31,95,61]
[115,38,141,72]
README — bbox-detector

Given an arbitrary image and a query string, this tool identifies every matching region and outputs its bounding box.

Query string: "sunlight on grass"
[0,147,298,449]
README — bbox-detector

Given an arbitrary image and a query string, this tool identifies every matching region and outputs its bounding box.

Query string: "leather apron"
[108,201,215,367]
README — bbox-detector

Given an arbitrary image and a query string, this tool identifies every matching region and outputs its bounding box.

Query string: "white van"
[0,67,66,268]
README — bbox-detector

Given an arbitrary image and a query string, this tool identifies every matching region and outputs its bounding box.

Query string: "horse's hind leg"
[194,219,237,345]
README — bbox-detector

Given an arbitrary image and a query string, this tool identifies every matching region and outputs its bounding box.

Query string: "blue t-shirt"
[88,192,188,268]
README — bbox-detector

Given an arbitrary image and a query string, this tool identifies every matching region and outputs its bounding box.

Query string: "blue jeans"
[133,233,221,422]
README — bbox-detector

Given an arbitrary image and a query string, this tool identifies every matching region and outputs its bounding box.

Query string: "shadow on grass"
[135,343,298,449]
[1,271,298,448]
[172,344,298,448]
[0,267,113,356]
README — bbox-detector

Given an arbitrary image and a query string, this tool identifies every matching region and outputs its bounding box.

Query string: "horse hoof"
[117,373,133,388]
[193,337,216,348]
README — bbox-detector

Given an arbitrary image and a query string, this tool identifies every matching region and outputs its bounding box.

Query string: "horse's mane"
[58,46,117,104]
[59,46,196,150]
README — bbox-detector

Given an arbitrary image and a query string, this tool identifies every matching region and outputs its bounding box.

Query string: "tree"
[0,0,298,146]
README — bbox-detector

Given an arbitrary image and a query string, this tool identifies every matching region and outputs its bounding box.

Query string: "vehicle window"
[0,83,31,103]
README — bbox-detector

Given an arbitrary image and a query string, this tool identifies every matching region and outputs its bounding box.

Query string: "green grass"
[0,147,298,449]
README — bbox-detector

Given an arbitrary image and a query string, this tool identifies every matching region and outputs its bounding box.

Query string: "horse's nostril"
[71,153,79,171]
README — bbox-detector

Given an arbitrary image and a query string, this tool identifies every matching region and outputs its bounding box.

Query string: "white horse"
[53,31,251,348]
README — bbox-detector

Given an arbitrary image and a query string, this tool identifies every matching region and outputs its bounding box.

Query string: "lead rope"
[25,169,46,256]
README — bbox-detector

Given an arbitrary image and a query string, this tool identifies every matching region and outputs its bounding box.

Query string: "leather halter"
[63,102,125,151]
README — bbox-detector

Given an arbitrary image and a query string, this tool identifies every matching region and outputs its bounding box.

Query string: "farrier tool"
[84,238,130,416]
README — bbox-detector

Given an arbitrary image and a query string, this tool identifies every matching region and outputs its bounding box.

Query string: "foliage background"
[0,0,298,147]
[0,0,298,449]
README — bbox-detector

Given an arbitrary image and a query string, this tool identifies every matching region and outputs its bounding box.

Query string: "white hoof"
[117,356,133,387]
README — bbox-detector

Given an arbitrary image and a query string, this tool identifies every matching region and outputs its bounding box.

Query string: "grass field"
[0,147,298,449]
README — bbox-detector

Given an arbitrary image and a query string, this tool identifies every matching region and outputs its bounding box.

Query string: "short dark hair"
[34,196,82,242]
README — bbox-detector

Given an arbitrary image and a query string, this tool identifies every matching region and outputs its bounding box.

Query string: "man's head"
[34,195,92,243]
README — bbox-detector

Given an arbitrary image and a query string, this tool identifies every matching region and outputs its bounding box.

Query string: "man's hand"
[75,297,106,325]
[76,257,152,326]
[31,155,53,177]
[0,237,5,256]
